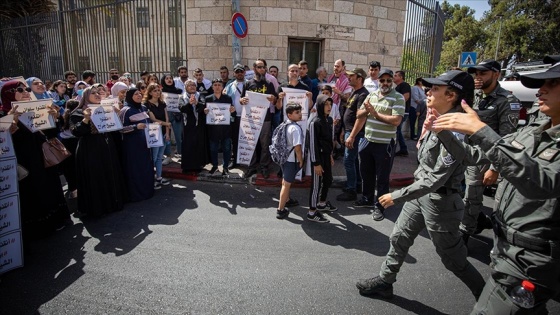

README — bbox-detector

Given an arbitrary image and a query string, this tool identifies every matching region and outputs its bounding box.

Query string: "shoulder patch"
[510,103,521,111]
[508,114,519,127]
[452,132,465,142]
[510,140,525,150]
[538,148,559,161]
[440,147,456,166]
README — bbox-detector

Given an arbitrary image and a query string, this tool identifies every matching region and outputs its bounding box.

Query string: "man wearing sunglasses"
[461,60,520,246]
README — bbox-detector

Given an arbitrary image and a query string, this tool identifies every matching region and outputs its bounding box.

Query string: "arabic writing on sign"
[162,92,180,113]
[144,124,163,148]
[90,105,123,133]
[12,99,56,132]
[205,103,231,125]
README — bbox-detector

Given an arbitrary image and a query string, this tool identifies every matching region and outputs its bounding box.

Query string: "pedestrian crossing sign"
[460,52,477,68]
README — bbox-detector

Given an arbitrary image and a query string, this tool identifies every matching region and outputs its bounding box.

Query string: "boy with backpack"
[273,103,303,220]
[307,94,337,223]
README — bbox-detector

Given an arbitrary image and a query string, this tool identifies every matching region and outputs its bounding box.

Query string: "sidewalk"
[163,138,419,188]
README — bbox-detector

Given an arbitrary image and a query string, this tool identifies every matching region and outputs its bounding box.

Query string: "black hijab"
[125,88,142,109]
[161,74,182,94]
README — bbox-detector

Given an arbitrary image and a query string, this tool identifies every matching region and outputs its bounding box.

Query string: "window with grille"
[288,39,322,79]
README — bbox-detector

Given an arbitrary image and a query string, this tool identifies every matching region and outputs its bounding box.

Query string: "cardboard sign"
[236,91,269,165]
[11,100,56,132]
[206,102,231,125]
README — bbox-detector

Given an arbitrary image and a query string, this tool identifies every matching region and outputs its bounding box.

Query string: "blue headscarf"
[25,77,50,99]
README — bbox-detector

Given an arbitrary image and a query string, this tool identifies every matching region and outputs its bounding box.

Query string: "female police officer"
[355,70,486,302]
[432,60,560,314]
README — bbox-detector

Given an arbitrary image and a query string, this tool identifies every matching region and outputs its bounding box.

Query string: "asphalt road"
[1,180,558,314]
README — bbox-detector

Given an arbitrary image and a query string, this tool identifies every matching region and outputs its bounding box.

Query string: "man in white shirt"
[364,61,381,93]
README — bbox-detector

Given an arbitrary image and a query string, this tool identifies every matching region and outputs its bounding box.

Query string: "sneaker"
[317,201,338,212]
[395,150,409,157]
[209,166,218,175]
[356,276,394,298]
[157,177,170,186]
[285,198,299,208]
[154,181,162,190]
[244,168,257,179]
[276,209,290,220]
[222,168,229,176]
[162,156,172,165]
[336,190,357,201]
[354,197,375,208]
[307,211,329,223]
[372,207,385,221]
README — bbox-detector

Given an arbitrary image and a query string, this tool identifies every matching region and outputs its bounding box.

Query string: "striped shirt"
[361,89,405,144]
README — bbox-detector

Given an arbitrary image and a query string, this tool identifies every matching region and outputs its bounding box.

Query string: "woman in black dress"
[179,79,208,173]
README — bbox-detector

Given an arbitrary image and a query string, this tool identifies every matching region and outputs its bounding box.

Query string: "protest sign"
[162,92,180,113]
[145,124,164,148]
[236,91,269,165]
[12,100,56,132]
[89,105,123,133]
[206,102,231,125]
[281,88,310,179]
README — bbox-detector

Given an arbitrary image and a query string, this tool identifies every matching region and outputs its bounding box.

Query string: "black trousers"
[359,139,396,209]
[309,152,333,210]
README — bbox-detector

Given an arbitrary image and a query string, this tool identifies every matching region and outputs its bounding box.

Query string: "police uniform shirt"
[474,83,520,136]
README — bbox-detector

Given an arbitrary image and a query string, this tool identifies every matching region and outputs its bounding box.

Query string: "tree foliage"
[437,0,560,74]
[0,0,56,19]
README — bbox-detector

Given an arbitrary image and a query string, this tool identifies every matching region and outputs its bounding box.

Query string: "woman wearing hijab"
[26,77,50,99]
[72,80,88,100]
[48,80,70,110]
[161,74,183,162]
[110,81,128,109]
[179,79,208,173]
[118,88,154,201]
[70,86,127,217]
[1,80,70,239]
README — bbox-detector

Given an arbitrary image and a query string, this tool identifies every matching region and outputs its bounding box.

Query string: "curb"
[163,165,414,188]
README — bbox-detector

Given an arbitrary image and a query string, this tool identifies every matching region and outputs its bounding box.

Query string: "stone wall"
[186,0,406,79]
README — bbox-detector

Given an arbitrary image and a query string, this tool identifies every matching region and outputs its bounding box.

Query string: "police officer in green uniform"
[432,60,560,314]
[526,56,560,126]
[462,60,520,243]
[355,70,486,302]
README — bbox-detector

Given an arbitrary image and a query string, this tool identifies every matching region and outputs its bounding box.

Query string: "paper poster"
[236,91,269,165]
[206,102,231,125]
[281,88,310,180]
[0,231,24,274]
[0,158,18,196]
[0,118,15,159]
[162,92,180,113]
[89,105,123,133]
[12,99,56,132]
[100,98,119,108]
[0,195,20,234]
[145,124,164,148]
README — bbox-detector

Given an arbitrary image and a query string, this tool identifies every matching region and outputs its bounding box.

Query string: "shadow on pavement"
[360,293,451,315]
[0,222,89,314]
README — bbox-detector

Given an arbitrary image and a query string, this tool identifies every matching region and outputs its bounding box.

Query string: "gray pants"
[379,192,485,298]
[461,164,491,234]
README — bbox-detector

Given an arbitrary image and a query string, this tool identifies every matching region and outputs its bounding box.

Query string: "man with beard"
[346,69,404,221]
[461,60,520,245]
[106,68,120,91]
[240,59,278,179]
[174,66,189,92]
[82,70,96,85]
[64,70,77,98]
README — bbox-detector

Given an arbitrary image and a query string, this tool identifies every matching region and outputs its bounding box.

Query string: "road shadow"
[81,182,197,256]
[0,222,89,314]
[360,293,450,315]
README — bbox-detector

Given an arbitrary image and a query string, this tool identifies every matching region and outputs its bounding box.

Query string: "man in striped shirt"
[348,69,405,221]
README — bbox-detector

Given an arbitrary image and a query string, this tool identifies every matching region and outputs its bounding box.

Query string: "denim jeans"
[396,113,408,152]
[209,138,232,168]
[171,117,183,154]
[343,131,363,191]
[151,145,165,178]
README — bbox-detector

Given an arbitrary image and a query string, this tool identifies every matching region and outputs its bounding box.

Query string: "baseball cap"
[467,59,501,73]
[233,63,244,72]
[422,70,474,95]
[345,68,367,78]
[378,68,394,77]
[520,62,560,88]
[544,55,560,65]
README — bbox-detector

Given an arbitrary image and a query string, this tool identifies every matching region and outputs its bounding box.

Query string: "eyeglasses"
[379,79,393,83]
[9,86,31,93]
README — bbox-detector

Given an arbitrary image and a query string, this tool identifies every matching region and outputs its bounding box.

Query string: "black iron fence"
[401,0,445,81]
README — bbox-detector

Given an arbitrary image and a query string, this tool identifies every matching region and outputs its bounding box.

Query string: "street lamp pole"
[495,15,503,60]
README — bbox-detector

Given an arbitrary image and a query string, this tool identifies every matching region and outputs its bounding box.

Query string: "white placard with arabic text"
[12,99,56,132]
[0,158,18,197]
[89,105,123,133]
[145,124,164,148]
[0,195,20,235]
[236,91,269,165]
[0,117,15,159]
[0,231,24,274]
[162,92,180,113]
[282,88,310,179]
[206,102,231,125]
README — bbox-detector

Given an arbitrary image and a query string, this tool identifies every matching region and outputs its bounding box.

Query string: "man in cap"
[335,67,369,202]
[429,61,560,315]
[356,70,486,302]
[346,69,404,220]
[461,59,520,245]
[224,63,248,169]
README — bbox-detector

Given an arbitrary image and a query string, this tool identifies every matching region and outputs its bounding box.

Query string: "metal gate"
[401,0,445,80]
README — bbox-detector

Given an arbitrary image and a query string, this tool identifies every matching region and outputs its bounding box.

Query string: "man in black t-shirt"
[336,68,369,202]
[394,70,411,156]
